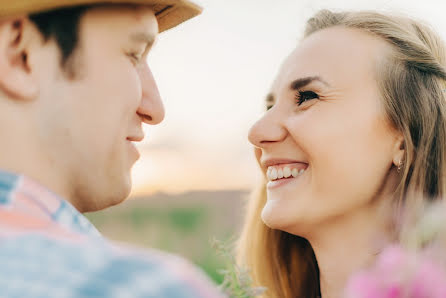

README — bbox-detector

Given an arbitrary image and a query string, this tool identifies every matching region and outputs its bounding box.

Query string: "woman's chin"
[261,201,293,230]
[261,199,318,236]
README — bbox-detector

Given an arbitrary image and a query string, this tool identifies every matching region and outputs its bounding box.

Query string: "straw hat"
[0,0,202,32]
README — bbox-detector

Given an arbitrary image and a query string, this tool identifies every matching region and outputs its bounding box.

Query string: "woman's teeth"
[267,166,306,182]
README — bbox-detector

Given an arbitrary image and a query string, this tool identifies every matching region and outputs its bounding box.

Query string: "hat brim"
[0,0,202,32]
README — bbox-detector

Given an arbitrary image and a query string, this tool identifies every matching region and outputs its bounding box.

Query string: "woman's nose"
[248,107,287,148]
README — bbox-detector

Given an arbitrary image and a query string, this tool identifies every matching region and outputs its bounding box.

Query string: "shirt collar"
[0,169,101,238]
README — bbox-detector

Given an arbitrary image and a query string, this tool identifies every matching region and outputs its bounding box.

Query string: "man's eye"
[295,90,319,106]
[128,53,143,65]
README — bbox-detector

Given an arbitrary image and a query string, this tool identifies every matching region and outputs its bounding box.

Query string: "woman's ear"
[392,134,405,168]
[0,18,38,101]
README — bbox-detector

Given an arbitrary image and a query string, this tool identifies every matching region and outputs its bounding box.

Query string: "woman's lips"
[267,177,297,189]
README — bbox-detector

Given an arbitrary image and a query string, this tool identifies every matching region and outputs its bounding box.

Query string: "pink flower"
[345,245,446,298]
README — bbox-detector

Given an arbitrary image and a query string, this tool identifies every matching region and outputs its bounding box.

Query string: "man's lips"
[127,135,144,142]
[126,133,144,160]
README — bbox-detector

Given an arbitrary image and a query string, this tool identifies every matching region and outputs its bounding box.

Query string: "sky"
[130,0,446,196]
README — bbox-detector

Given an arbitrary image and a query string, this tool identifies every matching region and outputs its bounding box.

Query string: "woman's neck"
[307,201,393,298]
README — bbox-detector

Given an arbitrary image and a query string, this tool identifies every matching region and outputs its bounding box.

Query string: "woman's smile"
[266,168,308,190]
[266,163,308,189]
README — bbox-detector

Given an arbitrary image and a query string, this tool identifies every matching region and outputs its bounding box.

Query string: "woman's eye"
[295,90,319,106]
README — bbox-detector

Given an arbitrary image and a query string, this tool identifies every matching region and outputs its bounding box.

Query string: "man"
[0,1,224,297]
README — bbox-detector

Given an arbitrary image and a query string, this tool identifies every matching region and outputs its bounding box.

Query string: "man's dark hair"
[29,6,91,67]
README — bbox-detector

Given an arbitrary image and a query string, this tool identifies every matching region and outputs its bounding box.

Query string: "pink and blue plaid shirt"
[0,169,224,298]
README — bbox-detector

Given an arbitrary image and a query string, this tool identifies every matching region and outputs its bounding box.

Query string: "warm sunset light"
[130,149,260,195]
[7,0,446,295]
[129,0,446,197]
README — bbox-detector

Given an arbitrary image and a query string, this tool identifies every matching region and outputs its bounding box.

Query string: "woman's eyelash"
[265,90,319,110]
[295,90,319,105]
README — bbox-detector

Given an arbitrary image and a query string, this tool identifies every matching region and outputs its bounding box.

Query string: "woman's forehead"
[271,26,391,93]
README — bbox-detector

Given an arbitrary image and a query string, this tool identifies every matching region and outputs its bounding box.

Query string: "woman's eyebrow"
[290,76,330,90]
[265,93,275,106]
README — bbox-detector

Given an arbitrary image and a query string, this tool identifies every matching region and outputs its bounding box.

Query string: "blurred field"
[85,190,249,284]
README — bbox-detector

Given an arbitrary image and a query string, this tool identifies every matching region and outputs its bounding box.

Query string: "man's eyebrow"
[290,76,330,90]
[130,32,156,47]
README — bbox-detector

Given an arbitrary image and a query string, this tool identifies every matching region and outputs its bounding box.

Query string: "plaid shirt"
[0,169,224,298]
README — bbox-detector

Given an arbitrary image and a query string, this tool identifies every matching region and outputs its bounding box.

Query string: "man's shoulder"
[0,233,224,298]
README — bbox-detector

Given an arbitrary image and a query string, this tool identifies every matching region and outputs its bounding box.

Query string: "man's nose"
[137,63,165,125]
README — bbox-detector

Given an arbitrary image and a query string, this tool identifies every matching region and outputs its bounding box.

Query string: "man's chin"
[81,177,132,212]
[108,177,132,207]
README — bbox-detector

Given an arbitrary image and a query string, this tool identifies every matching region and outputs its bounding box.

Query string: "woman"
[237,9,446,298]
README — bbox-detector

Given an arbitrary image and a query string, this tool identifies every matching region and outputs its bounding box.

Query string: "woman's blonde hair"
[237,10,446,298]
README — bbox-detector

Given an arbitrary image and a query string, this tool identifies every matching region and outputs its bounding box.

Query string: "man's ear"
[0,18,39,101]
